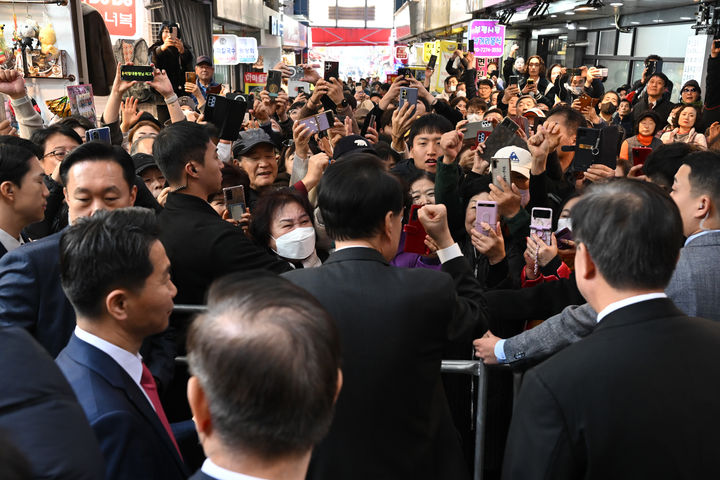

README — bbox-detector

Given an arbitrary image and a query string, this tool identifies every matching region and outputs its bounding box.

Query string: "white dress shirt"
[201,458,269,480]
[74,326,155,409]
[595,293,668,324]
[0,227,24,253]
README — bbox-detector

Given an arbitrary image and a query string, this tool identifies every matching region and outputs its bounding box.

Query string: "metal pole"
[473,361,487,480]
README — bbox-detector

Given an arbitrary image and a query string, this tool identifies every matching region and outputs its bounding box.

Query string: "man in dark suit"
[283,155,487,480]
[0,142,138,358]
[152,121,291,352]
[55,207,188,480]
[0,144,48,257]
[185,272,342,480]
[503,179,720,479]
[0,326,105,480]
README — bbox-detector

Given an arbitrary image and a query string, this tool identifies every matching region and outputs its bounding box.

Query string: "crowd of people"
[1,18,720,480]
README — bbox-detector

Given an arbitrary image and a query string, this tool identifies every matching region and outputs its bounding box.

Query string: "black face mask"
[600,102,617,115]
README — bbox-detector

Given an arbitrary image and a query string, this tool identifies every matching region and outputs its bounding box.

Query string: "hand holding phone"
[121,65,154,82]
[475,201,498,235]
[530,207,553,245]
[631,147,652,167]
[223,185,246,219]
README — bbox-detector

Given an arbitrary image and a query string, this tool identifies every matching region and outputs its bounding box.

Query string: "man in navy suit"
[0,142,178,387]
[0,143,48,257]
[0,326,105,480]
[55,207,188,480]
[185,272,342,480]
[503,179,720,478]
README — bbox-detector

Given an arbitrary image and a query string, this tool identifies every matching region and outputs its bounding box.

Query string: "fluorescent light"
[610,2,623,6]
[565,11,575,15]
[551,14,558,18]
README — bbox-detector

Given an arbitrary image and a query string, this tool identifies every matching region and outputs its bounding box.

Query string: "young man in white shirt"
[0,143,48,256]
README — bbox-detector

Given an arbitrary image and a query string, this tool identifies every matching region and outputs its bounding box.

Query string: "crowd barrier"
[172,304,520,480]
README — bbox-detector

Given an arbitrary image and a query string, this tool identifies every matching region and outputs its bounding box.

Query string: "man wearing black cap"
[333,135,378,162]
[132,153,166,199]
[232,128,327,211]
[185,55,219,107]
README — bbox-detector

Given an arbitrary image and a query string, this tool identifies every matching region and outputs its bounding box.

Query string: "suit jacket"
[0,327,105,480]
[504,232,720,364]
[158,192,291,353]
[56,334,189,480]
[665,230,720,320]
[503,298,720,479]
[0,230,175,389]
[0,231,75,357]
[283,247,486,480]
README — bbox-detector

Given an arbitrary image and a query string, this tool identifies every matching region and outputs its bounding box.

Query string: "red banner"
[82,0,136,37]
[244,72,268,84]
[311,28,392,47]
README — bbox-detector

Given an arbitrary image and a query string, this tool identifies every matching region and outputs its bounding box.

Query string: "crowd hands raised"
[1,28,720,480]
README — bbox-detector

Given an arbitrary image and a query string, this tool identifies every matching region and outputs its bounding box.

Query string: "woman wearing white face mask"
[250,188,324,269]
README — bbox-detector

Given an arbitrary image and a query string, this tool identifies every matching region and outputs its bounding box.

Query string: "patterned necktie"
[140,363,183,459]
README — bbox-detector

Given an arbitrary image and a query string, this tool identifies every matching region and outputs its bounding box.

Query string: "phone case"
[631,147,652,167]
[265,70,282,96]
[324,62,339,81]
[530,207,553,245]
[490,157,512,189]
[403,205,430,255]
[223,185,246,219]
[120,66,153,82]
[475,201,497,235]
[398,87,418,109]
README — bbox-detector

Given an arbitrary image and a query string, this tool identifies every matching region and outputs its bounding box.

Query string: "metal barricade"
[441,360,487,480]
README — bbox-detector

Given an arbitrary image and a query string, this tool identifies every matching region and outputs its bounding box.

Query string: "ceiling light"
[680,16,692,20]
[609,2,623,6]
[631,21,639,24]
[575,0,605,12]
[566,22,577,30]
[565,11,575,15]
[551,14,558,17]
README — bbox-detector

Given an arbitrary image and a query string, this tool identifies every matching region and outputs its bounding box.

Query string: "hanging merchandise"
[45,95,71,118]
[0,25,12,67]
[38,23,58,58]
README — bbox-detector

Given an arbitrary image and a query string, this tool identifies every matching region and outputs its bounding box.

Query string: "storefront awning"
[311,27,392,47]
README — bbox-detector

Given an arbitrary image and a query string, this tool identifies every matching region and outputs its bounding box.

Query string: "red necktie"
[140,363,183,459]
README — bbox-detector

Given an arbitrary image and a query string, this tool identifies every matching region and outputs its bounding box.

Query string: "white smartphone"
[490,157,512,189]
[530,207,553,245]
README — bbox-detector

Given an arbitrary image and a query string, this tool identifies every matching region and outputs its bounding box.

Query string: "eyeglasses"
[528,62,541,67]
[682,88,698,93]
[42,149,70,160]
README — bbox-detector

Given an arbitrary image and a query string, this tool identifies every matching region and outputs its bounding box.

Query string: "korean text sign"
[468,20,505,58]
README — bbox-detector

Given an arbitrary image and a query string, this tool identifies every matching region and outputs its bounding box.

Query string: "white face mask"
[556,217,572,232]
[456,90,467,98]
[449,84,457,92]
[272,227,316,260]
[467,113,483,123]
[518,188,530,207]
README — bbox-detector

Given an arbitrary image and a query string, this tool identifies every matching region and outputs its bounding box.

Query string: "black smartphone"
[220,97,248,142]
[715,39,720,49]
[509,75,519,86]
[320,94,337,112]
[361,113,376,137]
[428,54,437,70]
[468,39,474,53]
[324,61,339,81]
[203,94,230,129]
[566,67,583,77]
[570,127,600,173]
[120,65,153,82]
[85,127,111,144]
[265,69,282,97]
[398,67,412,78]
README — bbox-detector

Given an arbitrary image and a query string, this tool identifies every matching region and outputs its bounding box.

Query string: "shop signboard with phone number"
[468,20,505,58]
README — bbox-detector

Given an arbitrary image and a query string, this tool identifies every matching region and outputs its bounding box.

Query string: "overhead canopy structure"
[311,27,392,47]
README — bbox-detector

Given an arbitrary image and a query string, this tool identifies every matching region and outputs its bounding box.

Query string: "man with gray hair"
[186,272,342,480]
[502,179,720,478]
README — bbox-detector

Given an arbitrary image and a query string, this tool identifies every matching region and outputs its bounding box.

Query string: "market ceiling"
[477,0,699,29]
